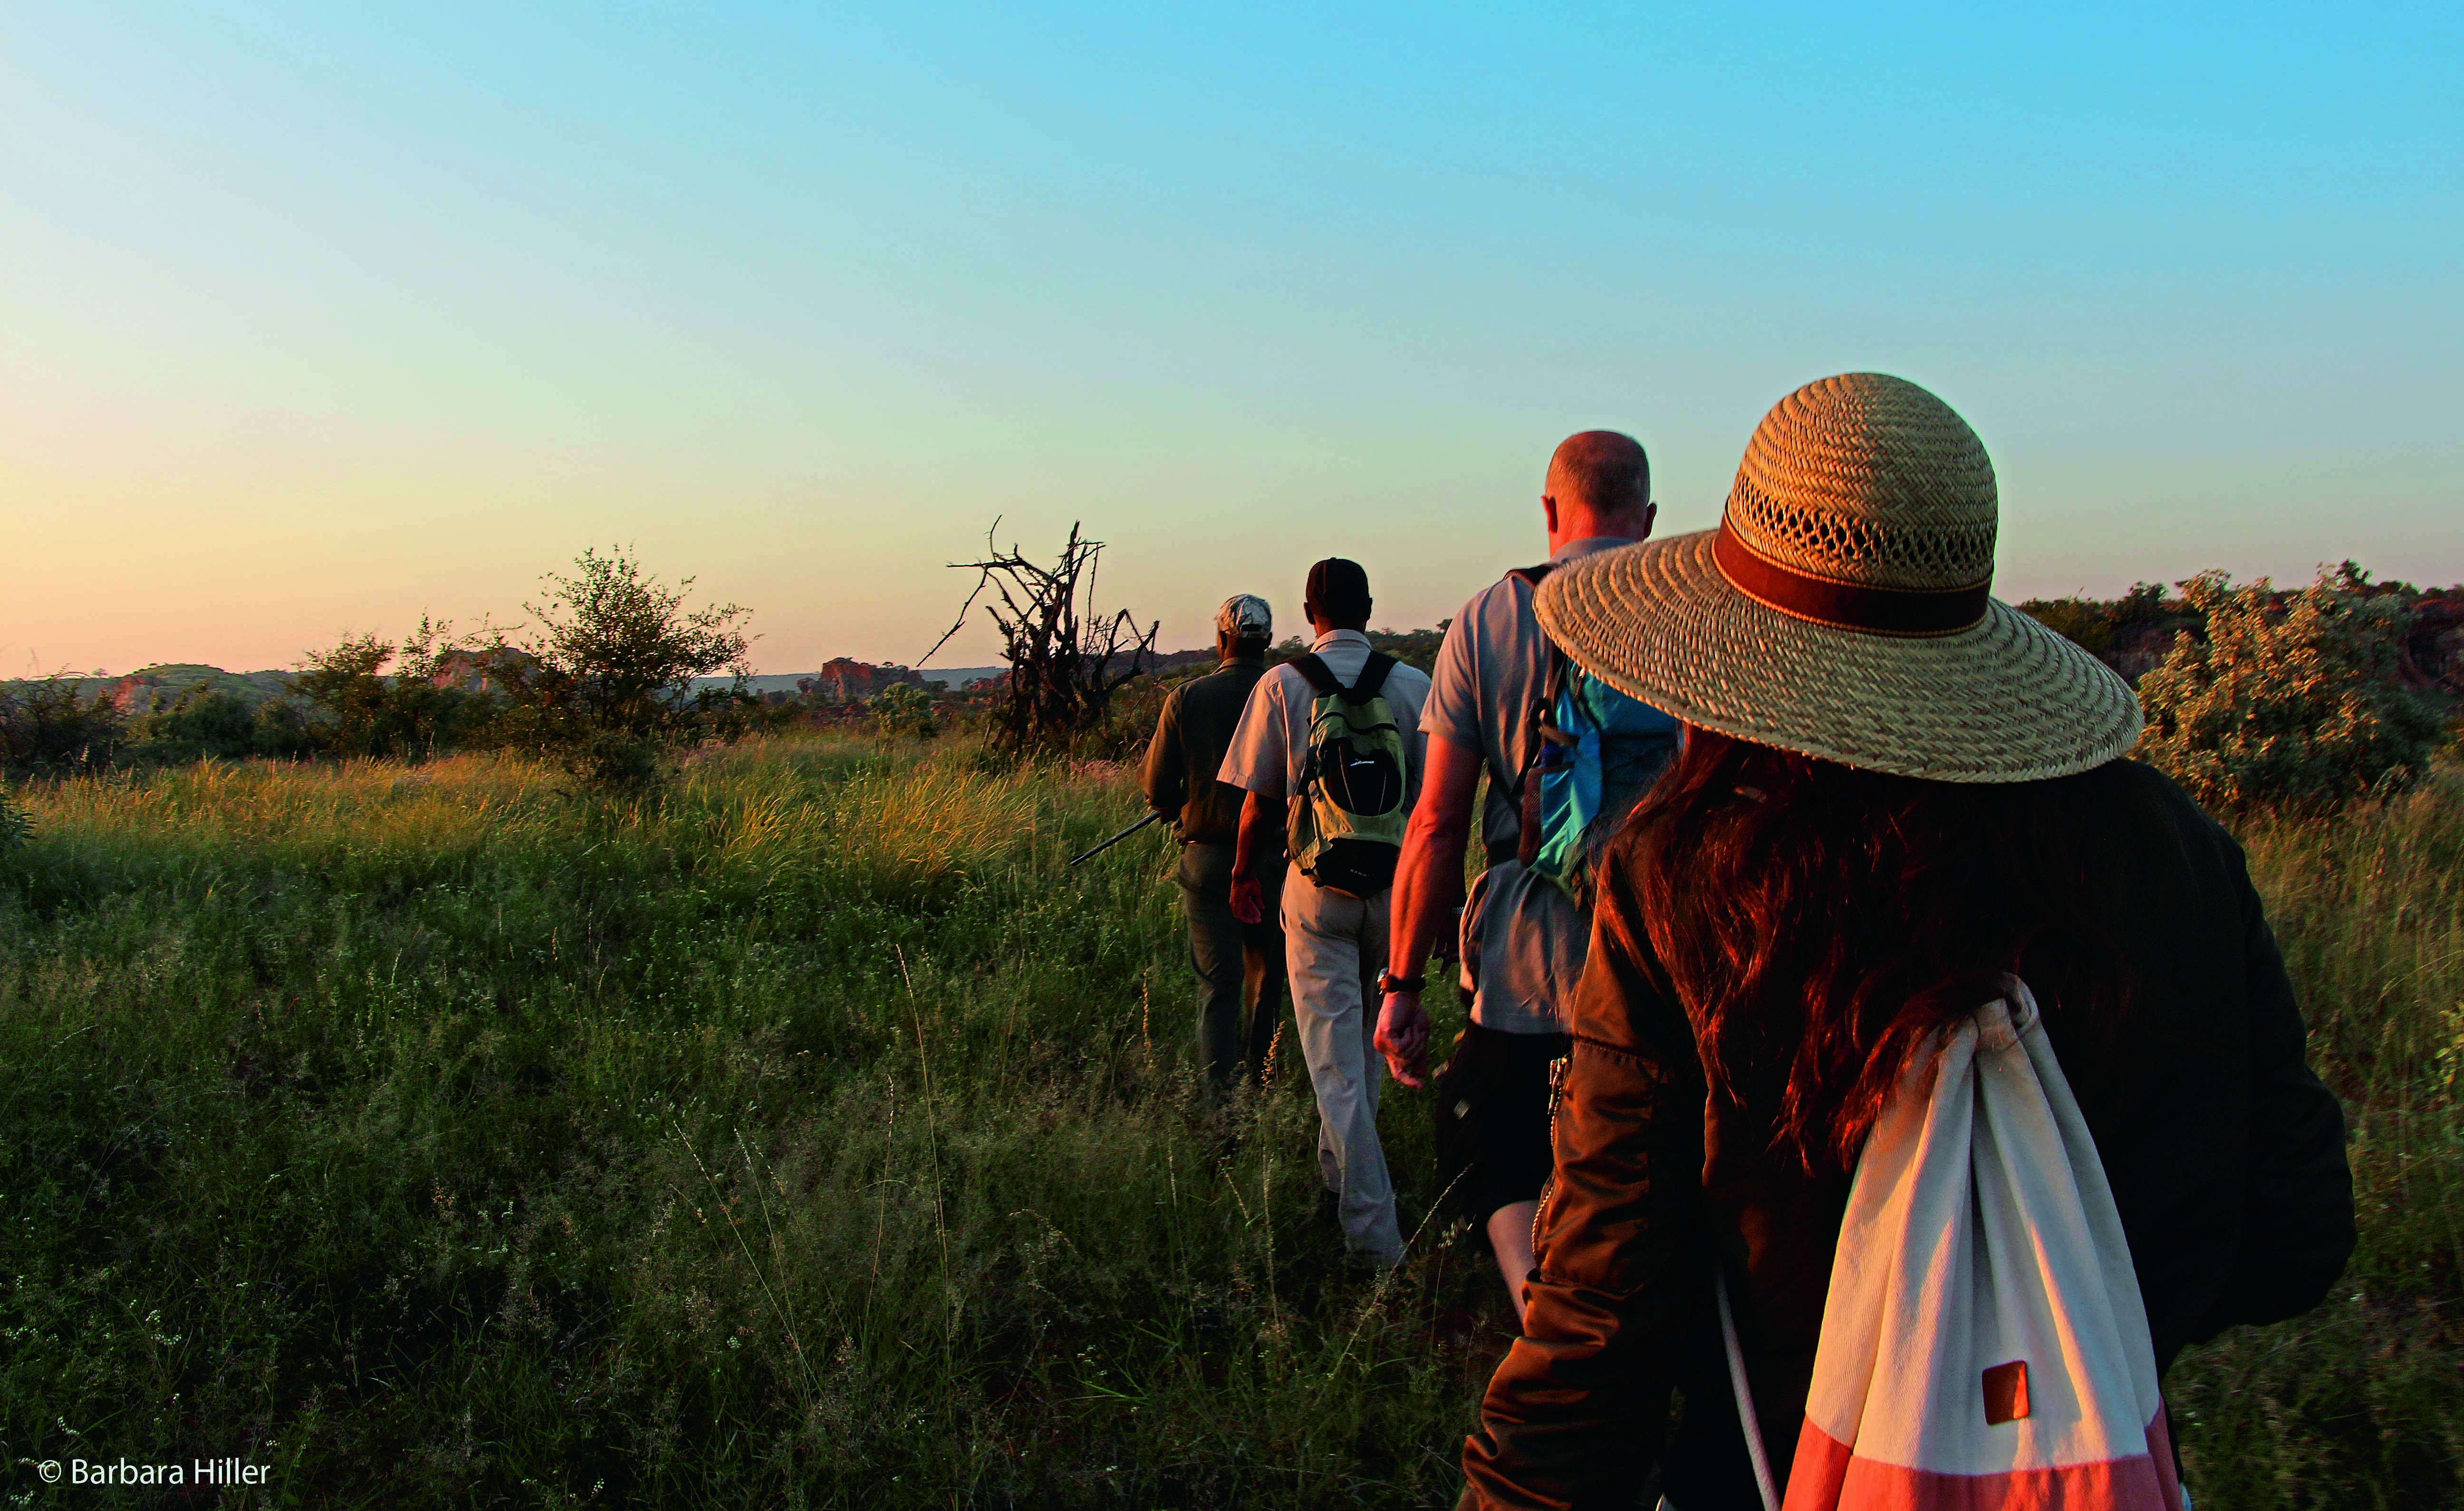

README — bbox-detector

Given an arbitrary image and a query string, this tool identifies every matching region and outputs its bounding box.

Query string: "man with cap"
[1141,593,1287,1098]
[1219,559,1432,1266]
[1376,431,1659,1323]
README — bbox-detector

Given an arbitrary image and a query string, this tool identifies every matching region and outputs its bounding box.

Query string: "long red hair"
[1620,728,2140,1173]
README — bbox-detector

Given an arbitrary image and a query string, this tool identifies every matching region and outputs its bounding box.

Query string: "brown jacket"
[1461,759,2354,1510]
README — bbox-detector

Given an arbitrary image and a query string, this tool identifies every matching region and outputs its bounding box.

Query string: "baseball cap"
[1216,594,1273,639]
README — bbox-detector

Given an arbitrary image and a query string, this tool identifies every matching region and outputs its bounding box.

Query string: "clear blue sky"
[5,1,2456,673]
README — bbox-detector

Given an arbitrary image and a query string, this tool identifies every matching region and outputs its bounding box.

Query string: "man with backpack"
[1220,558,1432,1268]
[1139,593,1287,1099]
[1375,431,1671,1321]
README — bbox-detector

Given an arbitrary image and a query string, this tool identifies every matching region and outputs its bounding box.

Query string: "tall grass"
[0,739,1499,1507]
[2166,773,2464,1509]
[0,739,2454,1506]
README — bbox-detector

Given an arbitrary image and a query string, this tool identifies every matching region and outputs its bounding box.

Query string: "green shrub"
[484,547,759,790]
[0,674,126,777]
[867,681,938,739]
[288,619,497,759]
[130,686,260,759]
[123,686,318,764]
[2136,568,2450,812]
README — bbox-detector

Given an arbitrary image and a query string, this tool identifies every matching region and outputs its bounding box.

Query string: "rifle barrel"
[1068,811,1165,867]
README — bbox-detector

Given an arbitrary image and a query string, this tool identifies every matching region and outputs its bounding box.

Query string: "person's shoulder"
[1247,661,1302,703]
[2082,758,2219,833]
[1179,663,1242,699]
[1453,572,1538,634]
[1385,659,1434,693]
[2052,757,2244,877]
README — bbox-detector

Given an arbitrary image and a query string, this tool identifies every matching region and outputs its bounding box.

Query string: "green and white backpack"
[1285,651,1409,898]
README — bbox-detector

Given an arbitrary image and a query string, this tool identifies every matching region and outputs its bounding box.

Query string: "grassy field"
[0,735,2456,1508]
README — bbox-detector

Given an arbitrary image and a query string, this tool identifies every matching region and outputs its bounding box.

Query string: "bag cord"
[1715,1265,1782,1511]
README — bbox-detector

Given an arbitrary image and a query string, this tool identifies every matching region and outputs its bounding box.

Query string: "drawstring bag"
[1717,977,2186,1511]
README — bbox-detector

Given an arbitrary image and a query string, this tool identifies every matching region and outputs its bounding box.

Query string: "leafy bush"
[0,674,127,777]
[125,686,319,765]
[867,681,938,739]
[287,619,495,760]
[0,781,28,855]
[2136,568,2451,812]
[485,547,758,788]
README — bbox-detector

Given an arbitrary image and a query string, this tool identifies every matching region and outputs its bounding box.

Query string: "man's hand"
[1376,988,1433,1088]
[1231,789,1285,926]
[1230,872,1265,925]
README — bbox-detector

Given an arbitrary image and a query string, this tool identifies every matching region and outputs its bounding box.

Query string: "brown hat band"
[1712,524,1990,638]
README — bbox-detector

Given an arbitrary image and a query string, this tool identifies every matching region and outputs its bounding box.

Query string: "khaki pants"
[1280,861,1402,1264]
[1176,842,1286,1095]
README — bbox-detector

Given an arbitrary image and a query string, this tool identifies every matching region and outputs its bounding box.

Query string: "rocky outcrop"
[425,648,539,693]
[799,659,929,705]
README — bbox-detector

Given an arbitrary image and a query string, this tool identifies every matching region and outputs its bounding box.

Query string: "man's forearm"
[1388,733,1482,981]
[1390,808,1468,980]
[1233,788,1281,881]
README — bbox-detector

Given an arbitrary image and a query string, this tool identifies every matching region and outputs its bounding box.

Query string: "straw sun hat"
[1535,372,2142,783]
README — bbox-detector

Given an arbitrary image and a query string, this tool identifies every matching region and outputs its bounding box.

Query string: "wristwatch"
[1375,967,1423,998]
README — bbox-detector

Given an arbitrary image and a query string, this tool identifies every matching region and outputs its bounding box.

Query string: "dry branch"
[924,519,1159,753]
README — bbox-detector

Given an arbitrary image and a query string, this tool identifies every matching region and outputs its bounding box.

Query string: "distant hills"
[11,639,1433,717]
[10,659,1152,714]
[12,664,295,716]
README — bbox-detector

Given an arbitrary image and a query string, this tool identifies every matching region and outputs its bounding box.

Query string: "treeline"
[2,549,767,790]
[8,549,2456,818]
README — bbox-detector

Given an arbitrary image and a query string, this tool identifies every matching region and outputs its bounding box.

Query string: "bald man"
[1377,431,1660,1323]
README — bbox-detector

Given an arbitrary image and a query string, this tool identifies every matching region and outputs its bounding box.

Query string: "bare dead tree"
[922,520,1160,754]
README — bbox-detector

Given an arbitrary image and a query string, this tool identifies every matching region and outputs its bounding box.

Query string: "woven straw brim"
[1535,531,2144,783]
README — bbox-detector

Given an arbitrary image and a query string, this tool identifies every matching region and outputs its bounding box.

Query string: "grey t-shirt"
[1422,535,1636,1034]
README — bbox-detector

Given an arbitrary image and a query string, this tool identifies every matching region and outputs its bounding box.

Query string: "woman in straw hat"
[1456,374,2354,1509]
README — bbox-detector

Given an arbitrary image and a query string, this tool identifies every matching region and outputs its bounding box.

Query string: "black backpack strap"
[1497,562,1559,807]
[1295,650,1396,706]
[1345,652,1397,704]
[1514,644,1573,868]
[1291,654,1345,697]
[1501,562,1569,864]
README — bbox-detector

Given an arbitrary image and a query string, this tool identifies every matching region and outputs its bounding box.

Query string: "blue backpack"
[1507,565,1681,905]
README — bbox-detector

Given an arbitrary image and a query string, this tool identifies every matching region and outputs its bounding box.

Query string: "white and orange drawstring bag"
[1712,977,2188,1511]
